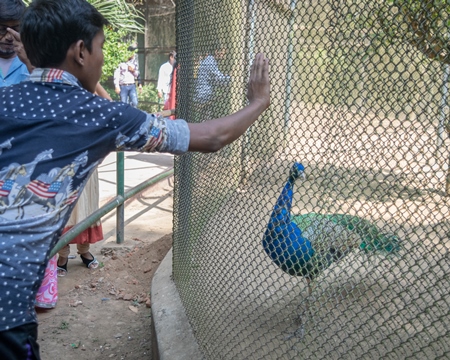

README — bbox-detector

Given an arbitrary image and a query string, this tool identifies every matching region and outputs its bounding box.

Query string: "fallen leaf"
[128,305,138,313]
[69,300,83,307]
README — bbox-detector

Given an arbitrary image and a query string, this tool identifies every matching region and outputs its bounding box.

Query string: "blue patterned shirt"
[0,68,189,331]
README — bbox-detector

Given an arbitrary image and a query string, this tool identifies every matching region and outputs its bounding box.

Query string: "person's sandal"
[57,257,68,277]
[80,252,99,269]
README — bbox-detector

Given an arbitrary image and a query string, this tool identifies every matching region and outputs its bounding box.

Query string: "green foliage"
[59,320,69,330]
[21,0,144,81]
[101,26,136,82]
[330,1,450,63]
[88,0,144,33]
[137,83,161,114]
[376,0,450,63]
[22,0,144,34]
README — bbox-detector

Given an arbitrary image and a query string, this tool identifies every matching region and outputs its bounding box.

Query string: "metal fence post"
[116,151,125,244]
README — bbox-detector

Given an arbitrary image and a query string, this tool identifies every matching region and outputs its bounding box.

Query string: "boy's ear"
[70,40,87,66]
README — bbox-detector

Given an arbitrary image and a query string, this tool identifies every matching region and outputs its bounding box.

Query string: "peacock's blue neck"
[263,164,314,277]
[273,176,296,215]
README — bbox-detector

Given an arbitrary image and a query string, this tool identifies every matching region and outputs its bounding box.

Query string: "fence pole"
[116,151,125,244]
[240,0,256,187]
[283,0,297,148]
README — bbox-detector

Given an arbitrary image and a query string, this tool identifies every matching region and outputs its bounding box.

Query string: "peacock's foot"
[283,324,305,340]
[294,313,304,325]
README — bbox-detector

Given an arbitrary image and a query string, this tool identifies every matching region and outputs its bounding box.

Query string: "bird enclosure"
[172,0,449,359]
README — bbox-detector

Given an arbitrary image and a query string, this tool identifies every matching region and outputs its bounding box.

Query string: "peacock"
[262,162,401,295]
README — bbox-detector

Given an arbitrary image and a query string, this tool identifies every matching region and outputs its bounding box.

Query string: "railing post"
[116,151,125,244]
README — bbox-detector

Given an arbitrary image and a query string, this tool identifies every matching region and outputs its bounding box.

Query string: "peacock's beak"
[298,170,306,180]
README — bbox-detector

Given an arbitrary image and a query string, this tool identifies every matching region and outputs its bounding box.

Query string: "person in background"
[127,44,143,94]
[0,0,33,86]
[163,60,178,119]
[193,45,231,119]
[114,45,142,107]
[157,50,176,102]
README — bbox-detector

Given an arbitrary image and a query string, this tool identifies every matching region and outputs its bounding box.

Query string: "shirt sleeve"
[114,111,190,155]
[156,64,165,92]
[134,59,140,79]
[153,115,190,155]
[113,65,121,88]
[210,58,231,84]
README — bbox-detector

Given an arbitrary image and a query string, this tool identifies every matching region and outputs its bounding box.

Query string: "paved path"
[55,150,174,278]
[96,151,175,248]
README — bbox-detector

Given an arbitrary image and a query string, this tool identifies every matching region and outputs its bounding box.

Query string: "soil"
[36,233,172,360]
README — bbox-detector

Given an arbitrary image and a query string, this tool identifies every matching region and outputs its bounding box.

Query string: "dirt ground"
[36,233,172,360]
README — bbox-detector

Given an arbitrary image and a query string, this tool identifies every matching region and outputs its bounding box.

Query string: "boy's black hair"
[21,0,109,68]
[0,0,26,23]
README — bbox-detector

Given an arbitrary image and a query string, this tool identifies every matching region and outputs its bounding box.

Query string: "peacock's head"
[289,162,305,181]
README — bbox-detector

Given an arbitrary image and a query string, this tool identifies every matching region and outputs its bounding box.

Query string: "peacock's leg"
[288,277,314,340]
[306,277,312,297]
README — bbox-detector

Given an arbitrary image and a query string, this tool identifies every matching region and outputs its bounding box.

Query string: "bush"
[137,83,161,113]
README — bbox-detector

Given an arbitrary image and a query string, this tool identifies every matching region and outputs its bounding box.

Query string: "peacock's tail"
[292,213,401,255]
[262,163,315,277]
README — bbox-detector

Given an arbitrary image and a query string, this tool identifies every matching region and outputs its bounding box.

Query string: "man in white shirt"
[157,50,176,102]
[114,46,141,107]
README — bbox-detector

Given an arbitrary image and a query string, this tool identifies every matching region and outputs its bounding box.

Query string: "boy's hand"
[7,28,35,73]
[247,53,270,110]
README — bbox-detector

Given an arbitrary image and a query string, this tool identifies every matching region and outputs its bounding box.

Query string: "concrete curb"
[151,248,204,360]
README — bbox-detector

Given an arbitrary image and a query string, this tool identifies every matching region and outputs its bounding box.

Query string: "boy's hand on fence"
[247,53,270,111]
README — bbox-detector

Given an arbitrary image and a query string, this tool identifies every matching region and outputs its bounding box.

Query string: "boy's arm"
[113,66,121,94]
[156,65,165,98]
[210,57,230,84]
[94,82,112,100]
[187,53,270,153]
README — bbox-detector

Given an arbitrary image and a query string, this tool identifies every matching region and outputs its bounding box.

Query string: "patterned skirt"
[35,255,58,309]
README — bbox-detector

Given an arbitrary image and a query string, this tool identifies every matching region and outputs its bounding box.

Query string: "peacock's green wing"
[293,213,401,255]
[324,214,401,254]
[292,213,362,274]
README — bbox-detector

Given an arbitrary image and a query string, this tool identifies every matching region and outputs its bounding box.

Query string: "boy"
[0,0,270,358]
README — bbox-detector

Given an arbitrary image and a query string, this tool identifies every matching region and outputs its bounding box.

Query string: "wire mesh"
[172,0,450,359]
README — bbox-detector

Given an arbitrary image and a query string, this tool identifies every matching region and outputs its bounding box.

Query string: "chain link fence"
[172,0,449,359]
